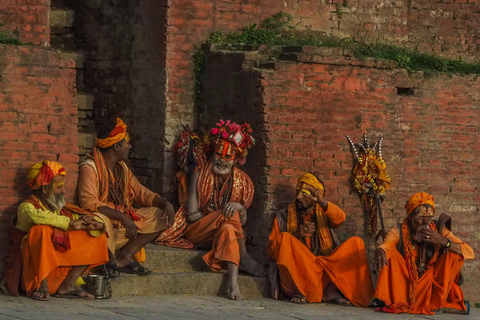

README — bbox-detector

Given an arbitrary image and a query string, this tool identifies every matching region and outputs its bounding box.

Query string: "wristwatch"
[445,238,452,249]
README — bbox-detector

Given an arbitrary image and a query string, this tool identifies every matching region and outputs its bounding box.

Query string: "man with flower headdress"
[268,172,374,306]
[183,119,266,300]
[374,192,474,315]
[4,161,108,300]
[77,118,176,276]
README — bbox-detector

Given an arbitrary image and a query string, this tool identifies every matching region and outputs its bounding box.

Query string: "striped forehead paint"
[216,140,236,160]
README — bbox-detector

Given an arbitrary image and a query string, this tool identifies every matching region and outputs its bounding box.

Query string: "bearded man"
[182,120,266,300]
[268,172,374,306]
[78,118,176,276]
[4,161,108,300]
[374,192,474,315]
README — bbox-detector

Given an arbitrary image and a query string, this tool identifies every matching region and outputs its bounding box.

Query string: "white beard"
[212,157,234,176]
[45,192,66,212]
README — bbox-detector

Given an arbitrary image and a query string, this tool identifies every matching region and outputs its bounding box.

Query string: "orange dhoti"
[22,225,108,296]
[184,210,243,271]
[268,230,374,307]
[374,249,467,314]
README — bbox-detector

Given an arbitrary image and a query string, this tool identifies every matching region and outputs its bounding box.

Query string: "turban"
[96,118,129,148]
[210,119,255,164]
[27,161,66,190]
[405,192,435,215]
[296,173,325,195]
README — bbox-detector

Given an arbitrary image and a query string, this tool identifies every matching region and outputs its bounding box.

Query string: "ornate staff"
[346,134,391,241]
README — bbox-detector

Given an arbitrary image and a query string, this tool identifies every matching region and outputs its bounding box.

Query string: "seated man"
[374,192,474,314]
[11,161,108,300]
[78,118,175,276]
[183,120,266,300]
[268,172,374,306]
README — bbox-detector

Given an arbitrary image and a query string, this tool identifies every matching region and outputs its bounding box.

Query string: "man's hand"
[419,228,447,246]
[69,218,88,230]
[223,202,244,219]
[300,222,315,237]
[121,216,138,239]
[374,247,388,271]
[310,188,327,209]
[82,215,104,230]
[165,201,175,226]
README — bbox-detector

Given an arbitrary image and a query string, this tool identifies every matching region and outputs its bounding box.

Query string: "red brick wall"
[201,47,480,301]
[0,0,50,46]
[164,0,480,194]
[0,45,78,276]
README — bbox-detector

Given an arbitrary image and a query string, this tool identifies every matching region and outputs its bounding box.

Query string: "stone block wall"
[0,0,50,46]
[0,45,78,276]
[201,47,480,301]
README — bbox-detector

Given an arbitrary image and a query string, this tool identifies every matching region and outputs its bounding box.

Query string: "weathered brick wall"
[201,47,480,301]
[0,45,78,277]
[0,0,49,46]
[66,0,168,191]
[164,0,480,200]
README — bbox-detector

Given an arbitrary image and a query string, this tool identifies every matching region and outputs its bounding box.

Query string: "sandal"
[31,279,49,301]
[118,261,152,276]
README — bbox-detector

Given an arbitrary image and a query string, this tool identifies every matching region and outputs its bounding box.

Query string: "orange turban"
[405,192,435,215]
[95,118,129,148]
[27,161,66,190]
[296,173,325,195]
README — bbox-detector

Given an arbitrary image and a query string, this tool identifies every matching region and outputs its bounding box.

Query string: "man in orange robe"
[374,192,474,315]
[78,118,177,276]
[183,119,266,300]
[9,161,108,300]
[268,172,374,306]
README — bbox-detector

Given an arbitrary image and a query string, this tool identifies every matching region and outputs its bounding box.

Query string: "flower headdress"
[210,119,255,165]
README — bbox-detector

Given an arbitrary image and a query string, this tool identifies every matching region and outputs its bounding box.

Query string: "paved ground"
[0,293,477,320]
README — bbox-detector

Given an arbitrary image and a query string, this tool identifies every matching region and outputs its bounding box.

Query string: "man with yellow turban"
[4,161,108,301]
[374,192,474,314]
[77,118,176,276]
[268,172,374,306]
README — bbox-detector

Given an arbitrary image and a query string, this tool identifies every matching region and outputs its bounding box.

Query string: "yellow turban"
[95,118,129,148]
[296,173,325,195]
[27,161,66,190]
[405,192,435,215]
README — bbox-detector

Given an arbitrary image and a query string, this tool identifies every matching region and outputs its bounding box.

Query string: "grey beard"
[212,162,233,176]
[45,193,66,212]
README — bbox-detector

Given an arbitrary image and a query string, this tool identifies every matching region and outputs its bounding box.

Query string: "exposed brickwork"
[65,0,168,191]
[201,47,480,301]
[0,0,50,46]
[0,45,78,277]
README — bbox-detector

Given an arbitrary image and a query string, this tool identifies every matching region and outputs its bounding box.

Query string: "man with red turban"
[78,118,176,276]
[182,119,266,300]
[4,161,108,300]
[374,192,474,314]
[268,172,374,306]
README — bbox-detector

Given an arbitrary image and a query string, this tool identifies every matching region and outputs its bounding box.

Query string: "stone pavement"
[0,293,477,320]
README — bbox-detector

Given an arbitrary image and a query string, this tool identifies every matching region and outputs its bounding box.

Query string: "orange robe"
[78,158,170,251]
[375,226,474,314]
[268,203,374,306]
[22,225,108,296]
[183,161,254,271]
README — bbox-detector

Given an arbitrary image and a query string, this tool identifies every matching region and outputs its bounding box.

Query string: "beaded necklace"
[208,171,233,211]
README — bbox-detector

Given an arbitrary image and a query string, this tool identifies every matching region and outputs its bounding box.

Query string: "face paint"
[215,141,237,161]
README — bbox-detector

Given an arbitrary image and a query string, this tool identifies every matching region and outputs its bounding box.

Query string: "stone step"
[109,271,269,298]
[50,9,75,28]
[142,244,210,273]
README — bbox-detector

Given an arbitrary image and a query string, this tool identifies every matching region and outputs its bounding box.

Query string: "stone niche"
[199,44,480,302]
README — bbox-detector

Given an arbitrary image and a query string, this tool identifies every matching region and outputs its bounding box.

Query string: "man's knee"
[29,224,54,237]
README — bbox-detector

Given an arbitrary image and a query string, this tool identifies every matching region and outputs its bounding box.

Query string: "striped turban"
[405,192,435,215]
[27,161,66,190]
[95,118,129,148]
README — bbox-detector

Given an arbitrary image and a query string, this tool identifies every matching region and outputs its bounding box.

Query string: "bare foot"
[56,283,94,299]
[323,282,350,305]
[32,279,49,301]
[228,284,244,300]
[239,254,267,277]
[291,293,307,303]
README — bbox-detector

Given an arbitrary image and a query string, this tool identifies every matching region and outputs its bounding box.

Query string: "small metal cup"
[86,274,106,298]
